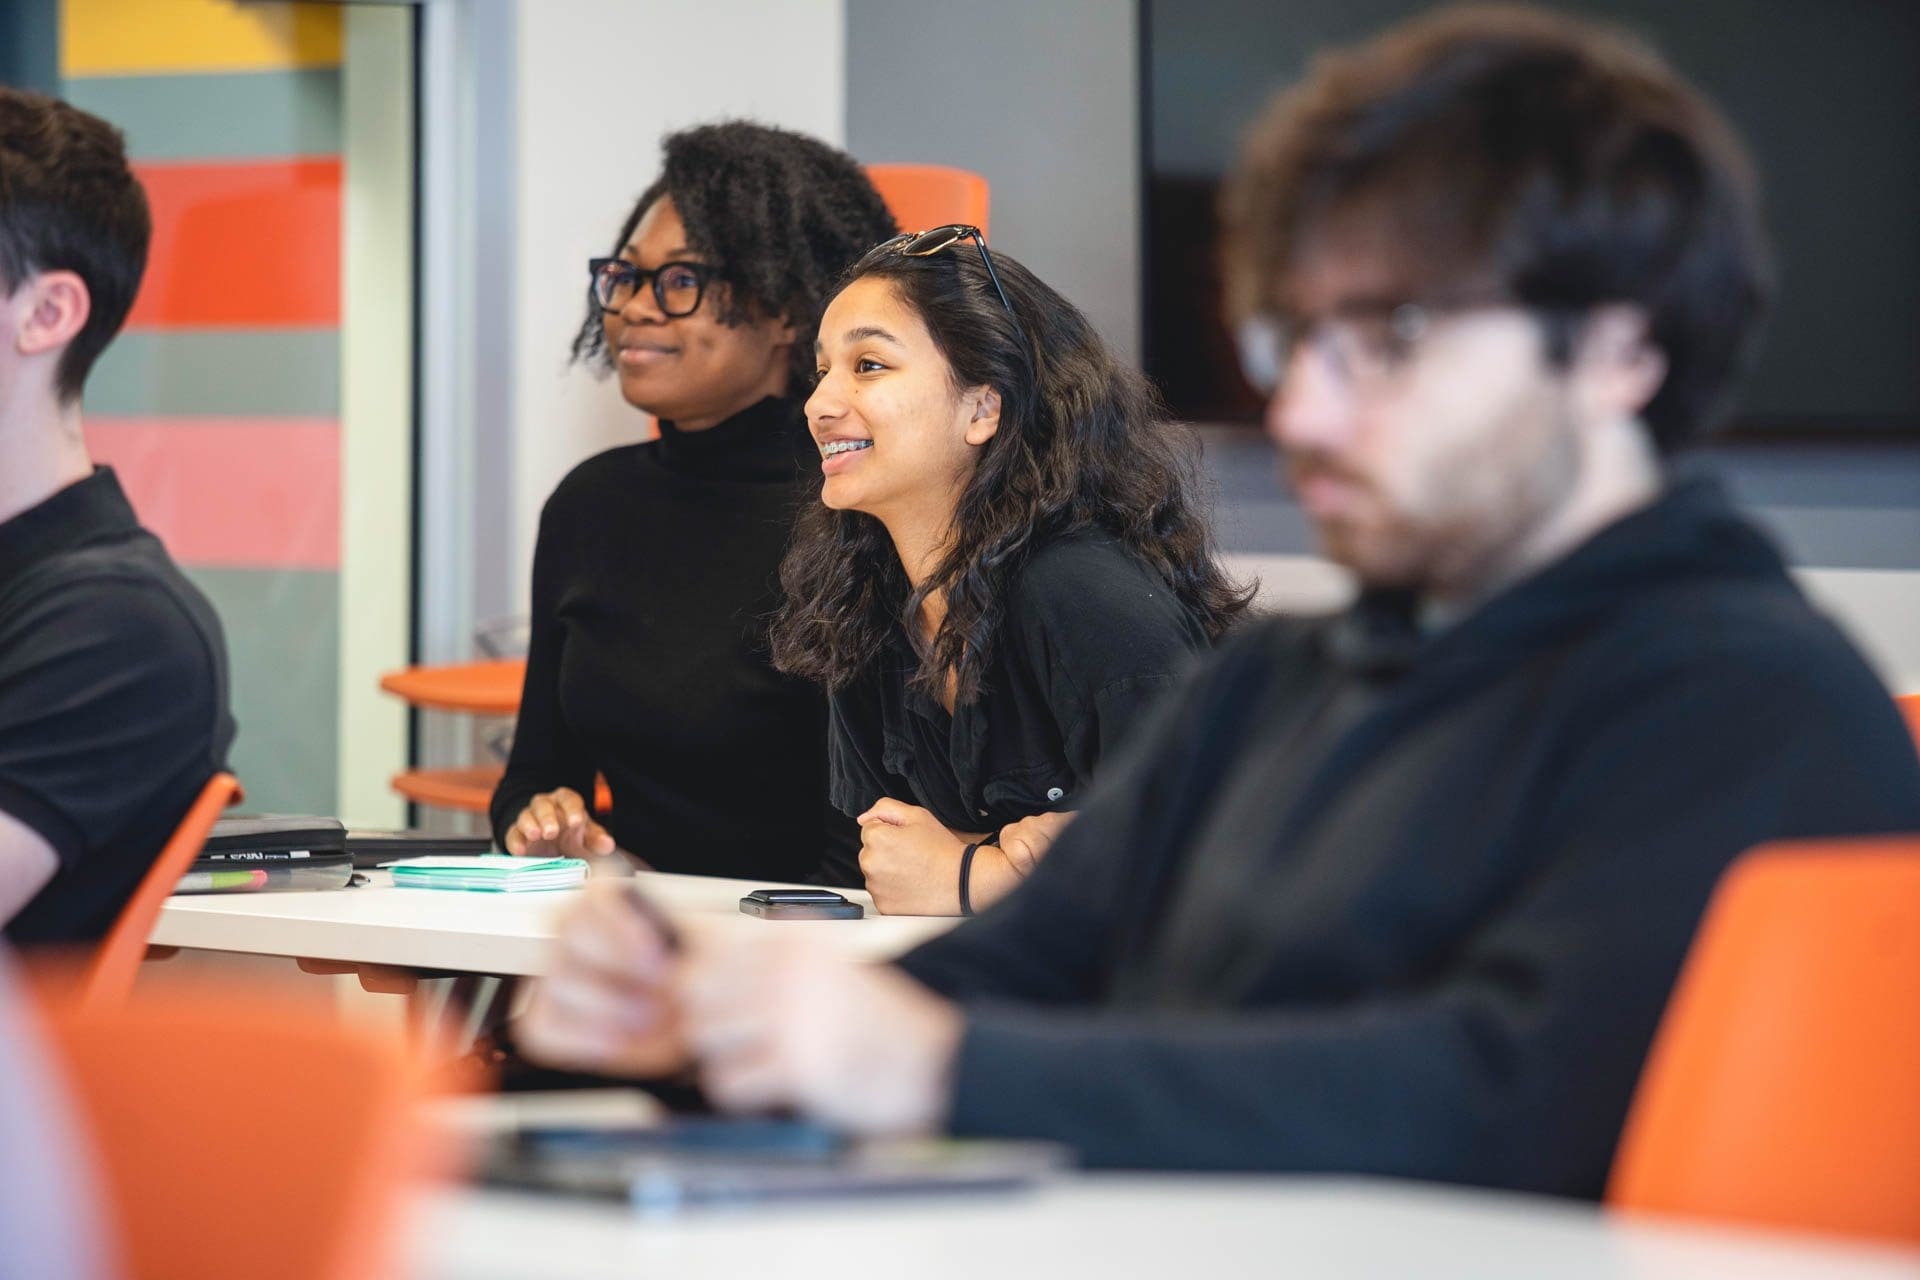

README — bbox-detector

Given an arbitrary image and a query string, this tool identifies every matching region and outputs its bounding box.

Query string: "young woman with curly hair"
[777,229,1251,913]
[491,122,897,881]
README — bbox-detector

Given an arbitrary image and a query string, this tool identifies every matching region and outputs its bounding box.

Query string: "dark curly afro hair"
[571,120,898,388]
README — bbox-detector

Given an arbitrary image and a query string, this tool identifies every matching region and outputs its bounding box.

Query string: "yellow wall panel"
[61,0,342,76]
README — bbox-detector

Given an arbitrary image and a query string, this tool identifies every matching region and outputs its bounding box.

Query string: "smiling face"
[600,197,796,431]
[805,276,1000,525]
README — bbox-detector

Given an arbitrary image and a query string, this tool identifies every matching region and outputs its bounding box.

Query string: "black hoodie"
[896,475,1920,1195]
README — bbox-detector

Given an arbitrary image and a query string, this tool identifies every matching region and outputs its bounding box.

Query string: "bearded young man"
[516,5,1920,1196]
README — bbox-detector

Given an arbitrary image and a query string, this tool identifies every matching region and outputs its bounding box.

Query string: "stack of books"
[389,856,588,893]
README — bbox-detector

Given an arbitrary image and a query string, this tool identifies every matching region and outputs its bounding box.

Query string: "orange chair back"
[86,771,241,1006]
[1607,837,1920,1245]
[1898,692,1920,750]
[867,163,991,237]
[33,981,436,1280]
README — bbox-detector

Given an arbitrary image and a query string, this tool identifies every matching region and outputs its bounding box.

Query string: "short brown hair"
[0,88,150,402]
[1222,4,1771,450]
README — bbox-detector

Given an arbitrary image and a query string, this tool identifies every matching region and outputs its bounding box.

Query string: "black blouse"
[821,529,1211,886]
[490,395,857,880]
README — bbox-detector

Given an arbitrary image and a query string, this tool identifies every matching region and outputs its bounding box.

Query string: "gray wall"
[845,0,1142,363]
[1206,431,1920,571]
[1205,429,1920,695]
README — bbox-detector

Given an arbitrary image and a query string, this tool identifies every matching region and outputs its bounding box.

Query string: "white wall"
[337,7,415,826]
[502,0,847,617]
[845,0,1141,365]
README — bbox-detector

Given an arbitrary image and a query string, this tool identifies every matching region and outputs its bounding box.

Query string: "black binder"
[182,815,354,893]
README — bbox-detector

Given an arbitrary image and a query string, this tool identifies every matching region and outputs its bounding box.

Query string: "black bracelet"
[958,841,982,916]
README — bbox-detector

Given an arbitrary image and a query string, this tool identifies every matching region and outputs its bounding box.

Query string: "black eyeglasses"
[1235,295,1520,396]
[877,224,1013,314]
[587,257,716,317]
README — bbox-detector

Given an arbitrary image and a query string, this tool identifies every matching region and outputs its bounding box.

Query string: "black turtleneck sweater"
[896,476,1920,1191]
[491,396,855,880]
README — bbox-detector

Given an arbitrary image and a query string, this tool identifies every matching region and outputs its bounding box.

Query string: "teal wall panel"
[63,68,342,161]
[0,0,59,93]
[187,566,340,815]
[89,329,340,418]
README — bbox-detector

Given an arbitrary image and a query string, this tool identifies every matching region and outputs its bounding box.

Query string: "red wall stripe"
[85,418,341,570]
[127,159,342,329]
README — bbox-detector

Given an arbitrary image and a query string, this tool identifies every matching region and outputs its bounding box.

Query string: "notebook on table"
[345,828,493,870]
[388,856,588,893]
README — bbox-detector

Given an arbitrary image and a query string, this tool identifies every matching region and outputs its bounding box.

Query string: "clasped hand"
[859,800,1078,916]
[856,798,976,915]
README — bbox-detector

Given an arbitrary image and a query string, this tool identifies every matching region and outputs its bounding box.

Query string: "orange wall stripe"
[85,418,341,570]
[127,159,342,329]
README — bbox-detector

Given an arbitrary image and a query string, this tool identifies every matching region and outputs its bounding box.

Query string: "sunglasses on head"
[873,224,1013,314]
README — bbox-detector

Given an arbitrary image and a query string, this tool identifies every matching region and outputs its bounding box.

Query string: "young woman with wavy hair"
[774,229,1251,914]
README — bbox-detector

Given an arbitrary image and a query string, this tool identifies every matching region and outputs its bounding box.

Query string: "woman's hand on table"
[681,934,963,1135]
[516,881,690,1079]
[855,799,975,915]
[504,787,615,858]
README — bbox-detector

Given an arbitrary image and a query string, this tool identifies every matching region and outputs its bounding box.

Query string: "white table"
[151,869,958,974]
[411,1175,1920,1280]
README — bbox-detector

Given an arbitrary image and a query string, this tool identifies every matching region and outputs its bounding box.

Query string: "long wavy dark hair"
[569,121,897,387]
[770,241,1253,703]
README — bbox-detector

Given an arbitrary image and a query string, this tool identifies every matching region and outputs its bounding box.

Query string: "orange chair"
[382,659,530,816]
[390,763,611,817]
[378,658,526,715]
[867,163,991,237]
[1607,837,1920,1245]
[1897,692,1919,749]
[380,660,614,818]
[85,771,242,1006]
[390,762,509,815]
[32,980,442,1280]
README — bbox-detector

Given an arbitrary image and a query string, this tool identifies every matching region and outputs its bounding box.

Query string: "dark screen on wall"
[1144,0,1920,437]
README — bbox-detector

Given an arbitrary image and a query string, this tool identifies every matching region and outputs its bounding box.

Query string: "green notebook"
[389,856,588,893]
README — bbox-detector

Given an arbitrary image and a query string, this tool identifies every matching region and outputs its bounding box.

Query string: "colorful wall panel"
[62,0,346,813]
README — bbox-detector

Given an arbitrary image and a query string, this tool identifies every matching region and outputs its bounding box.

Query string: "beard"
[1282,405,1582,598]
[1285,450,1428,588]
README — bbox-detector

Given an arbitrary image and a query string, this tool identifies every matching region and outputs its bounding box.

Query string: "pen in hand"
[622,880,682,954]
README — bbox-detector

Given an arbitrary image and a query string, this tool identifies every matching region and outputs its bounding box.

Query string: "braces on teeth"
[822,440,872,457]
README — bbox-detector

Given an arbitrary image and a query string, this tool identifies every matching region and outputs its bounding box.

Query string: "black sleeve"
[809,679,893,887]
[1010,542,1210,787]
[0,578,221,864]
[808,801,866,889]
[895,631,1264,1005]
[931,654,1920,1190]
[490,497,597,846]
[824,677,893,822]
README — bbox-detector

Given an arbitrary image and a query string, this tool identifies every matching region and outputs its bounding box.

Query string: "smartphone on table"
[738,889,864,920]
